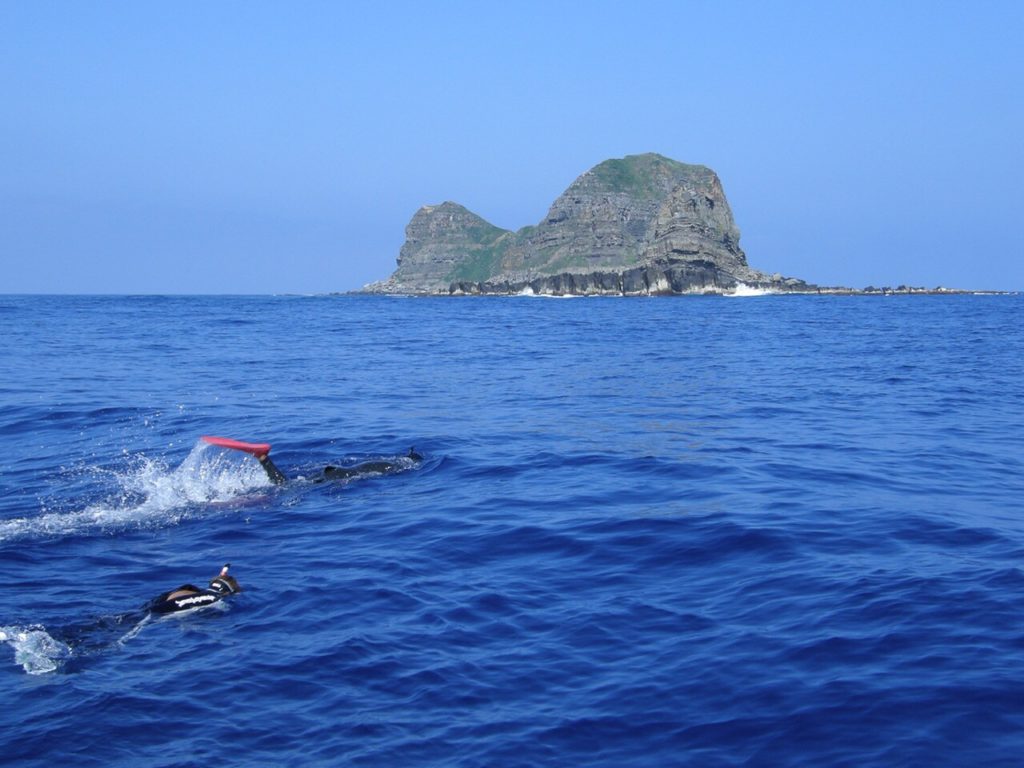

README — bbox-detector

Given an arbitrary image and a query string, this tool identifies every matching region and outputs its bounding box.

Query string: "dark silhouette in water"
[320,447,423,482]
[257,447,423,485]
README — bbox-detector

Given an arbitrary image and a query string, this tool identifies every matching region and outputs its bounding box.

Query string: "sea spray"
[0,440,271,543]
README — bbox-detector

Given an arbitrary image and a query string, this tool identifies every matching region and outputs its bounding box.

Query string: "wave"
[0,441,272,543]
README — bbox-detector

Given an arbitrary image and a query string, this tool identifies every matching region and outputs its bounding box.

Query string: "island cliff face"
[364,153,812,296]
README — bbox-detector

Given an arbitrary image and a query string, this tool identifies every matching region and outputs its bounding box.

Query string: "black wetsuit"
[258,448,422,485]
[148,576,238,615]
[322,449,422,481]
[258,454,288,485]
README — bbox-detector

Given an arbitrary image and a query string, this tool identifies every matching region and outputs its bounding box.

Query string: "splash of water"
[0,625,70,675]
[727,283,776,297]
[0,441,272,543]
[0,611,157,675]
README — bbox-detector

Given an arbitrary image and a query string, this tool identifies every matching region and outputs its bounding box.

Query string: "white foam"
[514,287,578,299]
[727,283,776,297]
[0,441,272,543]
[0,625,70,675]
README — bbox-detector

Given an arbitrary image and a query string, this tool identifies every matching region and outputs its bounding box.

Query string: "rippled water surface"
[1,294,1023,766]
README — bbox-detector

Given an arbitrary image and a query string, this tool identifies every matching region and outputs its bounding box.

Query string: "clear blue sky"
[2,0,1021,293]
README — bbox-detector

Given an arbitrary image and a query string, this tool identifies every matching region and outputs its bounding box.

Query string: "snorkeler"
[1,565,243,673]
[148,564,241,615]
[316,447,422,483]
[200,435,421,486]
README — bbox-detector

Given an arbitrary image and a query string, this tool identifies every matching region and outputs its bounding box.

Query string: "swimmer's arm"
[257,453,288,485]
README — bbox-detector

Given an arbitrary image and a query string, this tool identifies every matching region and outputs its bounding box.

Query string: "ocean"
[1,293,1022,766]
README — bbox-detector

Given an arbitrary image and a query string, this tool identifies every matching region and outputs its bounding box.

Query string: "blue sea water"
[1,293,1022,767]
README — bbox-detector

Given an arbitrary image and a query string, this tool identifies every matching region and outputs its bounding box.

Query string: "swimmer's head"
[209,563,241,595]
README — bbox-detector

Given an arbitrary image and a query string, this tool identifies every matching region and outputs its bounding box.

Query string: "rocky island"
[361,153,967,297]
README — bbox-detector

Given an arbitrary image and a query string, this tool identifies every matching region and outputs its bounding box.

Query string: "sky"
[1,0,1022,293]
